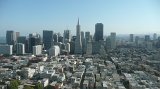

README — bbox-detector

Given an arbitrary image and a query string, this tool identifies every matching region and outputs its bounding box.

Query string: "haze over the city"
[0,0,160,36]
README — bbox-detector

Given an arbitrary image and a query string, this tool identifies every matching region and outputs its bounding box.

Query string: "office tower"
[92,41,103,54]
[33,45,42,55]
[16,43,25,55]
[86,36,92,55]
[85,32,90,43]
[110,32,116,49]
[58,35,63,43]
[16,32,20,40]
[0,45,13,55]
[81,31,85,54]
[28,33,42,53]
[145,35,150,42]
[53,33,58,43]
[153,33,157,40]
[74,19,82,54]
[17,36,26,44]
[94,23,103,41]
[43,30,53,50]
[66,43,70,53]
[105,36,111,51]
[81,31,84,43]
[135,36,139,46]
[48,45,60,57]
[6,31,16,45]
[156,37,160,48]
[84,32,90,53]
[130,34,134,42]
[63,30,71,43]
[70,36,76,54]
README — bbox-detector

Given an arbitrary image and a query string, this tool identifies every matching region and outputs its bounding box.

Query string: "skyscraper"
[86,35,92,55]
[6,30,16,45]
[63,30,71,43]
[105,36,111,51]
[43,30,53,50]
[81,31,85,54]
[110,32,116,49]
[16,43,25,55]
[17,36,26,44]
[84,31,90,53]
[130,34,134,42]
[28,33,42,53]
[153,33,157,40]
[145,35,150,42]
[74,18,82,54]
[94,23,103,41]
[53,33,58,43]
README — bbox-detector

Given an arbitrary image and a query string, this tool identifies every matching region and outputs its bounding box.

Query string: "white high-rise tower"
[74,18,82,54]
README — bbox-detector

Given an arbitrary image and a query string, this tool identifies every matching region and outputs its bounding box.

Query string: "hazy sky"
[0,0,160,36]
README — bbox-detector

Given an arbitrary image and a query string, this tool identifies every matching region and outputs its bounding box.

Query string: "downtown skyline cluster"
[1,19,160,89]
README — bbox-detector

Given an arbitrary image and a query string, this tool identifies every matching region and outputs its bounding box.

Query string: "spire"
[77,18,79,25]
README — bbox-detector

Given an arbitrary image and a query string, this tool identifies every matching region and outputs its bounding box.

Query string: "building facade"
[94,23,103,41]
[43,30,54,50]
[74,19,82,54]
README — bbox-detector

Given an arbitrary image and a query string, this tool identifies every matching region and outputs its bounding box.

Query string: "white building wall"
[49,45,60,56]
[66,43,70,52]
[33,45,42,55]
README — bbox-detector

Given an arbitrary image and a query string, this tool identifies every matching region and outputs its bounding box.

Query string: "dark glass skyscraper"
[6,30,16,45]
[95,23,103,41]
[28,33,42,53]
[43,30,53,50]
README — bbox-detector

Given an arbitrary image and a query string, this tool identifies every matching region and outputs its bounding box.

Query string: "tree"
[44,85,52,89]
[35,83,43,89]
[23,85,34,89]
[8,80,19,89]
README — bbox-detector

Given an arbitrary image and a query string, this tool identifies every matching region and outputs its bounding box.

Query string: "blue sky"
[0,0,160,36]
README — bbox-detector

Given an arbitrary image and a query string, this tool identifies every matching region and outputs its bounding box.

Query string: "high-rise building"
[92,41,103,54]
[16,43,25,55]
[66,43,70,53]
[43,30,53,50]
[28,33,42,53]
[84,32,90,53]
[85,32,90,43]
[74,18,82,54]
[16,32,20,40]
[63,30,71,43]
[17,36,26,44]
[94,23,103,41]
[6,31,16,45]
[53,33,58,43]
[0,45,13,55]
[33,45,42,55]
[58,35,63,43]
[105,36,111,51]
[145,35,150,42]
[81,31,85,54]
[86,36,92,55]
[110,32,116,49]
[130,34,134,42]
[70,36,76,54]
[153,33,157,40]
[49,45,60,57]
[135,36,139,46]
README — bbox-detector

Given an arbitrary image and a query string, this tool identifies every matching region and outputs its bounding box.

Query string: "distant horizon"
[0,31,160,37]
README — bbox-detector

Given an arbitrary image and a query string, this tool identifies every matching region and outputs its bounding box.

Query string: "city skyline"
[0,0,160,36]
